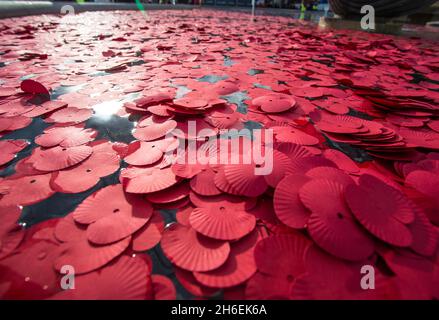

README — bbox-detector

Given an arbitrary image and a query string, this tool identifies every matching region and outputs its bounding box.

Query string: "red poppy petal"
[254,233,311,278]
[54,236,131,275]
[299,179,375,261]
[190,206,256,241]
[252,94,296,113]
[0,173,55,206]
[223,163,268,197]
[87,211,151,245]
[190,167,222,196]
[20,79,50,96]
[73,184,153,225]
[0,241,59,294]
[175,267,218,297]
[132,120,177,141]
[0,140,28,166]
[345,175,414,247]
[52,152,120,193]
[152,274,176,300]
[132,213,164,252]
[146,182,190,204]
[245,272,291,300]
[33,145,93,171]
[305,166,355,187]
[264,150,294,188]
[322,149,360,174]
[193,230,259,288]
[273,126,319,146]
[24,100,67,118]
[46,107,93,124]
[54,214,86,243]
[123,167,179,194]
[405,170,439,206]
[161,224,230,272]
[274,174,312,229]
[408,203,439,257]
[51,255,151,300]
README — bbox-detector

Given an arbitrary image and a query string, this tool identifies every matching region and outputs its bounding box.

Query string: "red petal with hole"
[212,81,239,95]
[124,138,177,166]
[345,174,414,247]
[252,94,296,113]
[173,97,208,109]
[32,145,93,172]
[73,184,152,225]
[190,205,256,241]
[194,230,259,288]
[87,206,151,245]
[161,224,230,272]
[207,112,240,129]
[52,151,120,193]
[299,179,375,261]
[273,126,319,146]
[223,163,268,197]
[0,173,55,206]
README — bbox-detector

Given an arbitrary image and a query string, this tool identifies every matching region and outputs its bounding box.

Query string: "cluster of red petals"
[0,10,439,300]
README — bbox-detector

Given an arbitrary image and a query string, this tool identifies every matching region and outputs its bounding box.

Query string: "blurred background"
[0,0,439,33]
